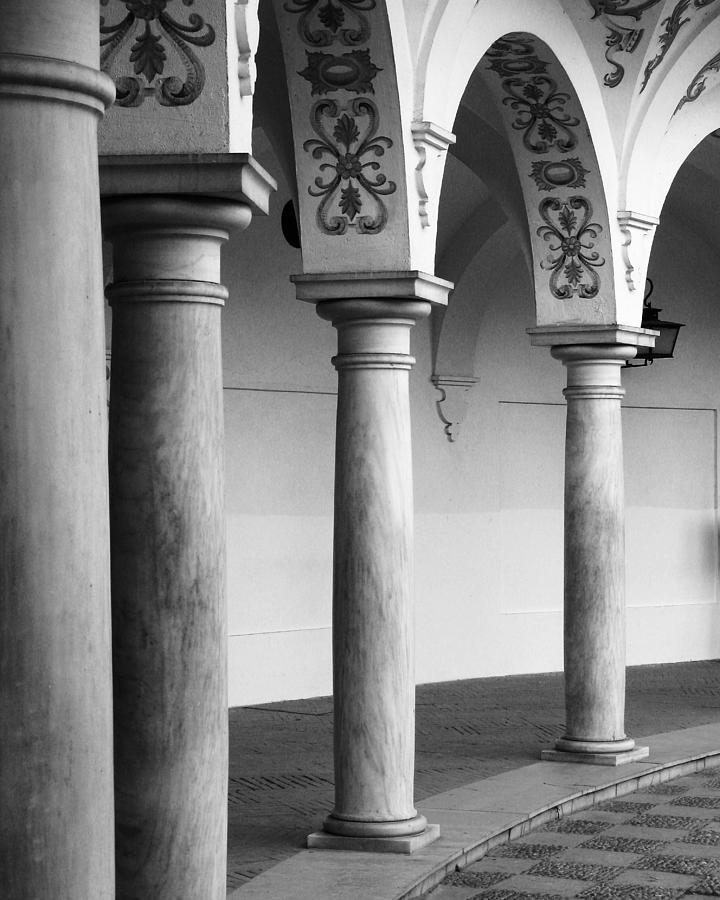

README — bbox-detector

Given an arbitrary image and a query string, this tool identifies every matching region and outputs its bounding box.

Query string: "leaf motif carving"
[340,185,362,219]
[129,23,166,81]
[333,114,360,149]
[559,206,577,234]
[536,197,605,299]
[318,0,345,30]
[302,97,396,235]
[99,1,214,107]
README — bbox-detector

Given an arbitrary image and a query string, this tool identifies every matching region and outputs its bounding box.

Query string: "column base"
[307,823,440,854]
[541,738,650,766]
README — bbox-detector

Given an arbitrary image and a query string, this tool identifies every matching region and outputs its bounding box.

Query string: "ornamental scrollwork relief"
[502,77,580,154]
[641,0,719,92]
[286,0,394,235]
[537,197,605,299]
[283,0,375,47]
[100,0,215,107]
[676,48,720,112]
[586,0,665,87]
[486,36,605,300]
[303,98,396,234]
[641,1,691,91]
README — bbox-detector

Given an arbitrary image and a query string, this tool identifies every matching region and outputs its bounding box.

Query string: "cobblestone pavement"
[422,768,720,900]
[227,660,720,892]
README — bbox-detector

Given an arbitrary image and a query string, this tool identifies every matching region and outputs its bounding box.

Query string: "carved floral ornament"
[283,0,396,236]
[303,99,396,234]
[486,35,605,302]
[537,197,605,299]
[283,0,374,46]
[100,0,215,107]
[502,77,580,154]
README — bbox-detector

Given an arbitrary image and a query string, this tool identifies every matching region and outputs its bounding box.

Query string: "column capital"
[291,271,453,306]
[99,153,276,215]
[527,324,657,349]
[316,299,431,372]
[0,52,115,114]
[550,345,636,400]
[101,194,253,236]
[102,195,251,286]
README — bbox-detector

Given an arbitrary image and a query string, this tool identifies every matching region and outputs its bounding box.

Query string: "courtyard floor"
[227,660,720,898]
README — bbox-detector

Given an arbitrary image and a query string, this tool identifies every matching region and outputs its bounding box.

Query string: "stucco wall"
[222,153,720,707]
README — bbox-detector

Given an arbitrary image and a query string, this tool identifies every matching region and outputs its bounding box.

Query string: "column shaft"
[0,7,116,898]
[553,346,636,755]
[104,197,250,900]
[319,300,429,840]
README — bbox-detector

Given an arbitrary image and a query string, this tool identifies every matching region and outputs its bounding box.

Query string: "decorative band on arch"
[106,279,228,307]
[0,53,115,113]
[331,352,415,371]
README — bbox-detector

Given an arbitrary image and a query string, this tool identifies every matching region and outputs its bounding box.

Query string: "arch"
[416,2,642,331]
[264,0,452,275]
[417,0,618,210]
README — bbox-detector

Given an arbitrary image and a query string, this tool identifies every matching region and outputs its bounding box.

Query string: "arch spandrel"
[623,12,720,216]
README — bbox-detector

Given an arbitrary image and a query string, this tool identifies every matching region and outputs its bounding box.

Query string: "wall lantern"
[625,278,684,367]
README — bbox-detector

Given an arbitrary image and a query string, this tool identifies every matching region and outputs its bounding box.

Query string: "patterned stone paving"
[421,769,720,900]
[226,660,720,890]
[545,820,613,835]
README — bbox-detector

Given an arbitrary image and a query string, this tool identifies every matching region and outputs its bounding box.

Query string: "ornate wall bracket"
[235,0,259,97]
[411,121,456,228]
[617,210,659,291]
[431,375,478,443]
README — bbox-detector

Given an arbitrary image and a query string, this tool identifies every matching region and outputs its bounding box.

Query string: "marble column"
[545,344,648,764]
[103,196,250,900]
[306,297,439,852]
[0,4,116,898]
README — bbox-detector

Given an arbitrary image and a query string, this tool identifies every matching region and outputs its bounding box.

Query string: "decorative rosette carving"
[303,98,396,234]
[502,77,580,154]
[537,197,605,299]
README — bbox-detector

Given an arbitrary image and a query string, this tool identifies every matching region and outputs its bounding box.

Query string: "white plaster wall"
[222,148,720,706]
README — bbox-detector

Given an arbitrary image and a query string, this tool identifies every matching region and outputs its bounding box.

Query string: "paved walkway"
[227,660,720,895]
[422,767,720,899]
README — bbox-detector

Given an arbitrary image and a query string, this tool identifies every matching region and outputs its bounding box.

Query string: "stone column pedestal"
[0,8,116,898]
[536,339,650,766]
[295,273,450,853]
[103,196,250,900]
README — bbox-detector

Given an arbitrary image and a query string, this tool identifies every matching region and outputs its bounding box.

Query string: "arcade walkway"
[227,660,720,894]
